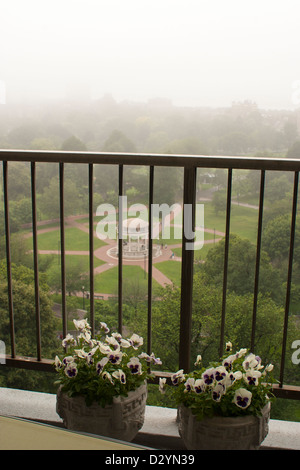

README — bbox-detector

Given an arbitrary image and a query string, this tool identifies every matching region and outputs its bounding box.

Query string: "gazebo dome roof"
[122,217,148,234]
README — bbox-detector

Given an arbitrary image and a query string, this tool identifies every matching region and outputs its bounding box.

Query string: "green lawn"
[193,202,259,243]
[27,203,260,297]
[39,253,104,270]
[154,260,181,287]
[171,201,259,243]
[169,201,259,261]
[94,265,161,295]
[28,227,107,251]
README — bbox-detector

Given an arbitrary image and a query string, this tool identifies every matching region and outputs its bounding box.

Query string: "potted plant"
[159,342,275,450]
[54,318,161,442]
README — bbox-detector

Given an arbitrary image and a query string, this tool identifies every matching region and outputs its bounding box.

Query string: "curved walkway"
[27,209,225,293]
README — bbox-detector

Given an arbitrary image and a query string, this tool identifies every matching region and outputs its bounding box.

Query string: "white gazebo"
[107,217,161,260]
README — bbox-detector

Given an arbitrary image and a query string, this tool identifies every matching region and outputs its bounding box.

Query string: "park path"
[26,205,225,293]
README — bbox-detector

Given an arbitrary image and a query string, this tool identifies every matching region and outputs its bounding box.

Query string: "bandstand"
[107,218,161,260]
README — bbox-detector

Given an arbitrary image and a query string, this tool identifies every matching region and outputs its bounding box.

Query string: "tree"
[153,167,182,206]
[102,130,136,153]
[122,278,147,316]
[265,174,292,202]
[7,162,31,201]
[212,190,226,215]
[30,137,57,150]
[287,140,300,158]
[0,261,58,392]
[262,214,300,305]
[219,131,250,154]
[61,135,87,151]
[202,234,283,303]
[146,270,294,379]
[0,233,33,267]
[46,257,89,297]
[163,137,209,156]
[263,214,295,263]
[39,177,84,219]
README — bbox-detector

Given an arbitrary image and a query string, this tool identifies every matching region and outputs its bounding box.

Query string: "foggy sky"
[1,0,300,109]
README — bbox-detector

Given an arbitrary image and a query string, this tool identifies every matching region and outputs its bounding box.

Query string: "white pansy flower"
[105,335,120,350]
[127,357,142,374]
[112,332,122,342]
[102,371,114,384]
[233,388,252,409]
[212,383,225,402]
[54,355,62,370]
[64,362,77,378]
[128,333,144,349]
[159,378,167,394]
[73,319,90,331]
[184,377,195,393]
[242,353,259,370]
[120,338,132,348]
[214,366,228,382]
[194,379,205,394]
[62,333,76,348]
[194,355,202,366]
[236,348,247,358]
[225,370,243,386]
[243,369,261,386]
[222,354,237,370]
[171,369,185,385]
[108,350,123,365]
[149,353,162,365]
[202,367,215,386]
[112,369,126,384]
[99,322,110,334]
[96,357,109,375]
[99,342,113,355]
[62,355,74,366]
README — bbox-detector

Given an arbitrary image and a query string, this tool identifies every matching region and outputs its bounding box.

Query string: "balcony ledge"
[0,387,299,450]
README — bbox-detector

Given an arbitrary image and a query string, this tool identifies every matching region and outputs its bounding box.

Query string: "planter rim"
[178,401,271,424]
[57,381,147,408]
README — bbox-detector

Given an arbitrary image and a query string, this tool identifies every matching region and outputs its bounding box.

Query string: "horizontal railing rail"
[1,149,300,401]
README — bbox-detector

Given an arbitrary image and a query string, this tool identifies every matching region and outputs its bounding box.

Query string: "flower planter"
[56,382,147,442]
[177,402,270,450]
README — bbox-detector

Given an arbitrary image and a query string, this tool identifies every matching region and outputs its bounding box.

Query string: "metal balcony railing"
[1,149,300,400]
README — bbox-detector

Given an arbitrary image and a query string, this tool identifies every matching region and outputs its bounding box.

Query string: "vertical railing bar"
[59,162,67,339]
[179,166,197,372]
[89,163,95,336]
[279,170,299,387]
[118,165,123,334]
[250,169,265,351]
[31,162,42,361]
[2,161,16,358]
[147,166,154,356]
[219,168,232,358]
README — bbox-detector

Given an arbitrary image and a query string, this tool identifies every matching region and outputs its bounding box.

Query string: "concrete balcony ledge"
[0,387,299,450]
